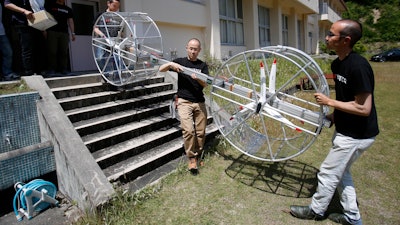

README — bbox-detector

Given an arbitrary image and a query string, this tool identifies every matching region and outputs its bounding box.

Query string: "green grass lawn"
[76,61,400,225]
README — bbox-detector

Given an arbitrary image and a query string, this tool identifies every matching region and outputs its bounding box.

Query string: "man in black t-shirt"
[289,19,379,225]
[45,0,75,75]
[93,0,121,43]
[92,0,121,81]
[159,38,208,175]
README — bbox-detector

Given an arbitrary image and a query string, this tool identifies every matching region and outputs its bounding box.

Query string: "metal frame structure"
[92,12,330,161]
[92,12,163,86]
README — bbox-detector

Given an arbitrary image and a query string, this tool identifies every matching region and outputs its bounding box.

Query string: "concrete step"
[64,89,175,123]
[51,82,105,99]
[58,82,173,111]
[93,124,181,169]
[104,136,184,183]
[50,75,166,99]
[73,102,170,137]
[43,72,219,190]
[103,122,219,183]
[45,73,102,89]
[81,112,175,152]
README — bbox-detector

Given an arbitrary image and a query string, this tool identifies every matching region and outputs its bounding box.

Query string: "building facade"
[67,0,346,72]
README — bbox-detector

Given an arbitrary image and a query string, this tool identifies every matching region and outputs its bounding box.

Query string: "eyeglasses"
[326,31,346,38]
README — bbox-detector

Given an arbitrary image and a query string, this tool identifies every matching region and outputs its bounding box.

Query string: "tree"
[373,4,400,42]
[342,1,400,43]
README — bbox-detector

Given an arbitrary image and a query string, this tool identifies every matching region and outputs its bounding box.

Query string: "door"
[68,0,99,72]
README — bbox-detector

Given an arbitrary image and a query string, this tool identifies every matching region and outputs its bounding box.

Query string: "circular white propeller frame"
[92,12,163,86]
[209,46,330,161]
[91,13,330,162]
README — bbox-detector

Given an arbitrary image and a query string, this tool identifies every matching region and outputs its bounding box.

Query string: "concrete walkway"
[0,172,78,224]
[0,205,71,225]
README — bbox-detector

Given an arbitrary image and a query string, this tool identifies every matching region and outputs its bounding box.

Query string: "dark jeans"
[46,30,69,72]
[14,25,45,75]
[0,35,13,76]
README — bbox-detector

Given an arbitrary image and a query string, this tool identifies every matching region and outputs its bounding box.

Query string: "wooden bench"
[300,74,335,90]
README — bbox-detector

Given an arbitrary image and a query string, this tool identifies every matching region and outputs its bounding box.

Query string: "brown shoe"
[199,160,204,167]
[188,157,198,174]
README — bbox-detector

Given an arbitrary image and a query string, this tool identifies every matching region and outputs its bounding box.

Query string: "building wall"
[124,0,211,60]
[3,1,344,74]
[68,0,345,71]
[157,22,206,61]
[318,0,347,47]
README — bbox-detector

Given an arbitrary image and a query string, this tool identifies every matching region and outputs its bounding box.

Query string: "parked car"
[370,48,400,62]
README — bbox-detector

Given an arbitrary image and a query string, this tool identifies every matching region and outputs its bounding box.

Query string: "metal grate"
[0,145,55,190]
[0,92,56,190]
[0,92,41,153]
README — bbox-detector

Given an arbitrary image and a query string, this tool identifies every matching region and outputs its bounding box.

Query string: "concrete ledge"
[0,141,51,161]
[44,73,103,89]
[23,76,115,212]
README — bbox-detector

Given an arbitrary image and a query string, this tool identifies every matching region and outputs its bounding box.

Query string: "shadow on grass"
[224,153,318,198]
[223,153,344,215]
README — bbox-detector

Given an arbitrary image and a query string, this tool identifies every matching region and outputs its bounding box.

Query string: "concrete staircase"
[44,73,218,190]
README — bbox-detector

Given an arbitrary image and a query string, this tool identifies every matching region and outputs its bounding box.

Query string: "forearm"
[68,18,75,34]
[196,77,207,87]
[159,62,172,72]
[93,27,105,37]
[159,62,182,72]
[5,3,30,14]
[327,94,372,117]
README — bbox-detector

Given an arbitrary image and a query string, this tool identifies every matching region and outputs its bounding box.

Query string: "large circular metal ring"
[92,12,163,86]
[210,46,330,161]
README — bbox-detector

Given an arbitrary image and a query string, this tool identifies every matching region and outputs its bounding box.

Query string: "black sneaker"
[4,72,20,81]
[289,205,324,220]
[328,213,362,225]
[61,70,70,75]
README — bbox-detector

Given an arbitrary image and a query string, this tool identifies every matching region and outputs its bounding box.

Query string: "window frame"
[219,0,244,46]
[282,14,289,46]
[258,5,271,47]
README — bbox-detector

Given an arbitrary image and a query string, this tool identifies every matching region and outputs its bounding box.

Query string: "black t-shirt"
[331,52,379,139]
[93,11,121,37]
[173,57,209,103]
[45,3,73,33]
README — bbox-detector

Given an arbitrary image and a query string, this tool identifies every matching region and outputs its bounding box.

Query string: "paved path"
[0,193,79,225]
[0,206,71,225]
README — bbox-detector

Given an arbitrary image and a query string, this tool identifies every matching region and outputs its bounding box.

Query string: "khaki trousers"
[177,98,207,158]
[311,131,375,222]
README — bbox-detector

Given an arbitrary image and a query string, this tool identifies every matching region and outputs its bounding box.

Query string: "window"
[297,20,303,50]
[258,6,270,47]
[71,0,99,35]
[282,15,289,46]
[219,0,244,45]
[320,1,328,14]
